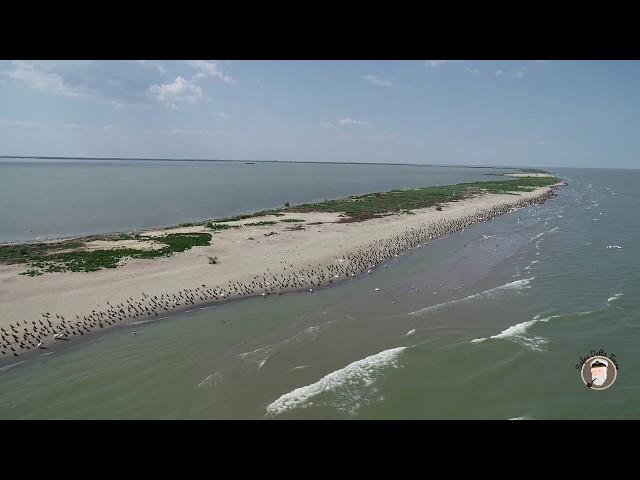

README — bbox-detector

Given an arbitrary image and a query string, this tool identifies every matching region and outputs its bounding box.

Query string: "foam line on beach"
[265,346,406,416]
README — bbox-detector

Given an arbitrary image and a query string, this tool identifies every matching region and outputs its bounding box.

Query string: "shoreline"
[0,181,565,368]
[0,171,552,248]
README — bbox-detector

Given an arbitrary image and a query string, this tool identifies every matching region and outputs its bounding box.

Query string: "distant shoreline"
[0,155,532,170]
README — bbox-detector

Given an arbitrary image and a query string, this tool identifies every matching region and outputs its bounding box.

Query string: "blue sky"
[1,60,639,168]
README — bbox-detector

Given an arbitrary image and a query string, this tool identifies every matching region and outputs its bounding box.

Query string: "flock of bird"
[0,188,557,359]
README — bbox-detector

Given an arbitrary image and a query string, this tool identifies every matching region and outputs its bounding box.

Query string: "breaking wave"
[408,278,534,317]
[266,346,406,416]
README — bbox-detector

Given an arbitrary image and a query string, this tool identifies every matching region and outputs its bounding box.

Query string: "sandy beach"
[0,183,562,359]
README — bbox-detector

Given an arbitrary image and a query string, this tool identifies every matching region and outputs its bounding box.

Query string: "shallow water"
[0,158,507,243]
[0,167,638,419]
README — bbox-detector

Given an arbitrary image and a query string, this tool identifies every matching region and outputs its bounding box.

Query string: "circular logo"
[580,355,617,390]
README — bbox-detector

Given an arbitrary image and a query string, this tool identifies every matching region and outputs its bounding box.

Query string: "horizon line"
[0,155,635,170]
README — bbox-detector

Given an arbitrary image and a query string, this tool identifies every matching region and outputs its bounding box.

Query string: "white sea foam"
[607,293,623,303]
[470,312,556,351]
[266,346,406,416]
[0,361,25,373]
[406,329,416,336]
[238,325,324,372]
[471,307,602,351]
[197,370,223,388]
[129,319,157,325]
[408,278,534,317]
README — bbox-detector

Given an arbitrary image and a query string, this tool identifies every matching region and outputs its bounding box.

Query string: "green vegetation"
[1,233,212,274]
[2,175,560,275]
[286,176,559,222]
[244,220,277,226]
[213,209,285,223]
[107,233,143,241]
[206,222,241,231]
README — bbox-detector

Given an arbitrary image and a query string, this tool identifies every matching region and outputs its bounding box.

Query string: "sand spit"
[0,185,561,363]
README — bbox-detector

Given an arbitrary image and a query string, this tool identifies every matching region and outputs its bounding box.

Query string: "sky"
[1,60,639,169]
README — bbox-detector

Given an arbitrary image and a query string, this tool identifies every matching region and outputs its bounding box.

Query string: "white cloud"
[6,61,81,98]
[5,61,158,109]
[495,70,504,77]
[514,62,542,79]
[337,118,373,127]
[465,67,480,75]
[103,125,116,131]
[185,60,234,84]
[148,76,204,108]
[363,74,394,87]
[320,121,336,128]
[63,123,82,129]
[425,60,450,67]
[215,112,230,119]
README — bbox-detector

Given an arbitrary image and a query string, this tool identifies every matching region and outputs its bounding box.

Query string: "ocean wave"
[607,293,623,303]
[472,320,548,352]
[266,346,406,416]
[0,360,26,373]
[408,278,534,317]
[471,305,604,351]
[238,324,324,372]
[197,370,223,388]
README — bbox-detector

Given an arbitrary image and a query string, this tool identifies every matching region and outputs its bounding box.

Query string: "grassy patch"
[286,177,559,222]
[244,220,277,226]
[212,209,285,223]
[208,256,219,264]
[206,222,241,231]
[106,233,143,241]
[3,233,212,274]
[280,218,305,223]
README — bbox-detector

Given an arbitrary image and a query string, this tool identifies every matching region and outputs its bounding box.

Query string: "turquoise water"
[0,167,638,419]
